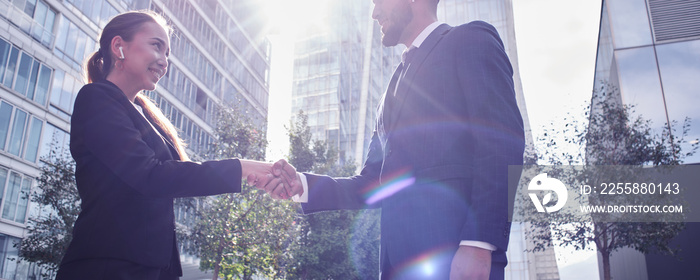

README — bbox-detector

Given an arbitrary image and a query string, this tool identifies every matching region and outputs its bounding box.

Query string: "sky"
[263,0,604,278]
[511,2,602,279]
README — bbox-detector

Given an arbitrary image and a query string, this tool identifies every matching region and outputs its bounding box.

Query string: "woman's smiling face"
[120,21,170,92]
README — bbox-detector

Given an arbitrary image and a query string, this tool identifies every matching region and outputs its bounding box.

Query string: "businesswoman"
[55,11,294,280]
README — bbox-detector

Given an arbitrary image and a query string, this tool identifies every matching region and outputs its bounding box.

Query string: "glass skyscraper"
[593,0,700,279]
[594,0,700,164]
[291,0,398,165]
[0,0,269,278]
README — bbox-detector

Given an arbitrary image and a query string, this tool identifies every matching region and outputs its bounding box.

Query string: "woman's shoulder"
[78,80,120,95]
[76,80,126,103]
[74,80,130,115]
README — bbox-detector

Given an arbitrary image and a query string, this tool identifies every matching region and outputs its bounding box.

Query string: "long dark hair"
[84,11,189,161]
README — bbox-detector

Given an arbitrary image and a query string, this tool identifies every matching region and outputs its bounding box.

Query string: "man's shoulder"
[450,20,499,37]
[444,21,504,50]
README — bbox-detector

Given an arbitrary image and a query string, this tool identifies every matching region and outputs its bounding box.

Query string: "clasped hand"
[241,159,302,200]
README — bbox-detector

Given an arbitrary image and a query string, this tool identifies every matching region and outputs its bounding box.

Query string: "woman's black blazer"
[61,80,242,269]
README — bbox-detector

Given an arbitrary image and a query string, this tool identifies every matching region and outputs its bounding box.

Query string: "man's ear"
[110,36,124,59]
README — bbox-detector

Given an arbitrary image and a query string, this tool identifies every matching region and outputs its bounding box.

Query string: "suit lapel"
[378,62,404,142]
[98,80,177,160]
[388,24,451,130]
[140,111,179,159]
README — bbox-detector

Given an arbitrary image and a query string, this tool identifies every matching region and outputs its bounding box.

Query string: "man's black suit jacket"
[62,80,242,272]
[300,21,525,276]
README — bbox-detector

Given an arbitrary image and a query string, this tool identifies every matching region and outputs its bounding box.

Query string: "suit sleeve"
[72,85,242,198]
[300,130,385,213]
[455,22,525,251]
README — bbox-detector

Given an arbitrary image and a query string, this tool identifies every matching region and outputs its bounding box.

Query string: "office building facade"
[593,0,700,164]
[291,0,398,165]
[0,0,270,278]
[593,0,700,279]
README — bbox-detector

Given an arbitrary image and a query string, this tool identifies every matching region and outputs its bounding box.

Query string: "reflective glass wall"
[593,0,700,164]
[593,1,700,278]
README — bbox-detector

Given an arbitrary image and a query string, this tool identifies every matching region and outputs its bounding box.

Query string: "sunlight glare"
[263,0,329,36]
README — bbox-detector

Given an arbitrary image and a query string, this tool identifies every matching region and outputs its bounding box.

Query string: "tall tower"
[0,0,269,278]
[437,1,559,279]
[291,0,399,165]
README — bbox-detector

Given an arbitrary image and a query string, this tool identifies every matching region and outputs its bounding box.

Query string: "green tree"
[525,85,697,280]
[287,111,381,279]
[19,147,79,277]
[190,104,300,280]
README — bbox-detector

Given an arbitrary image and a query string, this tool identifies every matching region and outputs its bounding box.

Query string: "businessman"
[277,0,525,278]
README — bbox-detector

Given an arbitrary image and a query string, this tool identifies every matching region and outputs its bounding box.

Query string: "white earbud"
[119,46,125,59]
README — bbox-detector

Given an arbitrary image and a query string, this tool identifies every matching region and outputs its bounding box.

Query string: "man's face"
[372,0,413,47]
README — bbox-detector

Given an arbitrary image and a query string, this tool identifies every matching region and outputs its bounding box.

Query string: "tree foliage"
[189,104,300,280]
[525,85,697,280]
[287,111,381,279]
[19,147,79,276]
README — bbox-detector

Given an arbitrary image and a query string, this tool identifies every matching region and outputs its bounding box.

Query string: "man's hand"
[271,159,303,198]
[450,245,491,280]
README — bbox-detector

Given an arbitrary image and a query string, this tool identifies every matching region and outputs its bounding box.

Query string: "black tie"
[402,45,417,65]
[394,46,417,96]
[384,46,417,127]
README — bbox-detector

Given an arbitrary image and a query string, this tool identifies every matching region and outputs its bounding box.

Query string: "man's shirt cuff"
[291,172,309,203]
[460,240,497,251]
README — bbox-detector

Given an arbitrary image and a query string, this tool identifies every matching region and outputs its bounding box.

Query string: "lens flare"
[363,172,415,205]
[392,245,455,279]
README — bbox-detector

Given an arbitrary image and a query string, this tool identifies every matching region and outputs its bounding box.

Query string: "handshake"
[240,159,303,200]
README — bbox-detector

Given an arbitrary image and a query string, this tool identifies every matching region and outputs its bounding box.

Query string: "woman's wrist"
[239,159,271,183]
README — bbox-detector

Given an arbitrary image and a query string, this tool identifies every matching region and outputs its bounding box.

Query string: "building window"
[54,16,97,71]
[0,168,31,225]
[158,64,218,126]
[0,102,12,151]
[656,40,700,164]
[0,38,53,105]
[0,170,31,224]
[0,233,21,278]
[1,46,19,89]
[23,117,43,162]
[607,0,653,49]
[39,123,70,160]
[64,0,118,28]
[3,0,56,47]
[49,70,81,119]
[7,109,28,157]
[0,101,44,163]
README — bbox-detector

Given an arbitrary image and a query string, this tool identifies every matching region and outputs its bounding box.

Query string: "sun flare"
[263,0,329,36]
